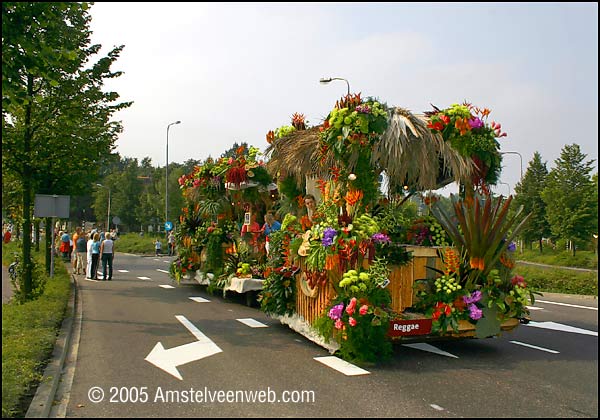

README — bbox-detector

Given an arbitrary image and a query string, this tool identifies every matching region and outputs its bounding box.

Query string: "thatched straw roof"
[264,107,474,192]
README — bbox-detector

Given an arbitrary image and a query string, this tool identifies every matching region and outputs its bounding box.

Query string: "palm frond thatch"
[373,107,473,191]
[264,126,331,183]
[264,107,474,192]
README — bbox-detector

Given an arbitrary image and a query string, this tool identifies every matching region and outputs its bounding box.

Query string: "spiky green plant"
[431,193,530,289]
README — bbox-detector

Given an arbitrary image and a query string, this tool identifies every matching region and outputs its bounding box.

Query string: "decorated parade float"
[172,94,536,364]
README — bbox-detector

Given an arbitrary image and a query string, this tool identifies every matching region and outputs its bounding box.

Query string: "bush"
[514,264,598,296]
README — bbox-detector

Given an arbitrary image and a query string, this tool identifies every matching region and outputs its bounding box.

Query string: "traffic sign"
[165,221,173,231]
[112,216,121,225]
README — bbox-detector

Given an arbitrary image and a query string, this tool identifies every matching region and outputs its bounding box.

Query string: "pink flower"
[349,317,357,327]
[346,297,357,316]
[334,319,344,330]
[511,275,527,288]
[359,304,368,315]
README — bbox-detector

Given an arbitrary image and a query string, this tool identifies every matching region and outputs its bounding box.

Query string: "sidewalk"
[516,260,598,273]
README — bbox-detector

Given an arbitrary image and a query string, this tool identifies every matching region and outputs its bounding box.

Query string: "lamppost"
[96,184,111,231]
[501,151,523,181]
[319,77,350,96]
[166,120,181,234]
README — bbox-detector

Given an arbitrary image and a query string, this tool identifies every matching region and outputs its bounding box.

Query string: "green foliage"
[3,2,131,300]
[540,144,597,255]
[513,152,551,245]
[514,264,598,296]
[2,242,71,418]
[431,193,530,288]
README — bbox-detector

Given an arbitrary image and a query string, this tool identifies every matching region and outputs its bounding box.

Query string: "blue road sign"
[165,221,173,231]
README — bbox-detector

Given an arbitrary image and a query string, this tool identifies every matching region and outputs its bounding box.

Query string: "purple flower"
[322,227,337,247]
[507,241,516,252]
[355,104,371,114]
[468,304,483,320]
[371,233,391,244]
[468,117,484,129]
[328,303,345,320]
[463,290,482,305]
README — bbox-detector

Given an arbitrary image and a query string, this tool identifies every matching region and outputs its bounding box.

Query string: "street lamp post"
[319,77,350,96]
[96,184,111,231]
[166,120,181,235]
[501,151,524,181]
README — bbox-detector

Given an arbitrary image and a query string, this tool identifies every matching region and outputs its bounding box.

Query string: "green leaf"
[475,304,502,338]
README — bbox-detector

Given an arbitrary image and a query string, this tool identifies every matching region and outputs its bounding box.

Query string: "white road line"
[118,269,129,273]
[430,404,445,411]
[314,356,370,376]
[84,278,100,282]
[137,276,152,280]
[189,297,210,303]
[526,306,544,310]
[535,300,597,311]
[236,318,268,328]
[156,269,169,274]
[163,260,170,263]
[526,321,598,336]
[153,258,160,261]
[402,343,459,359]
[159,285,175,289]
[510,340,560,354]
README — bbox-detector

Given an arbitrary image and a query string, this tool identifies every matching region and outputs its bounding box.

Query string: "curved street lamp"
[96,183,111,230]
[501,151,523,181]
[319,77,350,96]
[166,120,181,234]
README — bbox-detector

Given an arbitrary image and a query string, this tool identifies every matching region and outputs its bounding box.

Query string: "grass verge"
[2,241,71,418]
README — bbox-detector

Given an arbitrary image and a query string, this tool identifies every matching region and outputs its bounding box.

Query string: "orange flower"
[345,189,363,206]
[266,130,275,144]
[455,117,471,136]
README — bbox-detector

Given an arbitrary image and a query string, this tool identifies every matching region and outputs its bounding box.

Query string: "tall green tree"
[514,152,551,252]
[2,2,131,299]
[540,144,597,256]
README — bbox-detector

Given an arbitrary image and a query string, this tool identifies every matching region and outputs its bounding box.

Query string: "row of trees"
[2,2,131,299]
[514,144,597,255]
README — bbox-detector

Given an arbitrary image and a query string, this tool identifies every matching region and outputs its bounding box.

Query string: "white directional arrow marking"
[145,315,222,380]
[525,321,598,336]
[402,343,459,358]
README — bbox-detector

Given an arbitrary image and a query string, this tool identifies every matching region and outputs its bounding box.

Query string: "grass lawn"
[2,241,71,418]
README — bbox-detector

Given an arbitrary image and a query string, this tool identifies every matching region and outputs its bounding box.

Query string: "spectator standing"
[168,231,176,256]
[100,233,114,281]
[75,232,87,275]
[59,231,71,261]
[86,233,94,279]
[154,239,162,256]
[90,233,101,280]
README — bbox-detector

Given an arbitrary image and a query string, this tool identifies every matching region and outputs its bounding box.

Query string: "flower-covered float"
[170,145,277,301]
[259,94,536,363]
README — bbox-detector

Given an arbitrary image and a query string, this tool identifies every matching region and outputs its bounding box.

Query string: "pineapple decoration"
[291,112,306,131]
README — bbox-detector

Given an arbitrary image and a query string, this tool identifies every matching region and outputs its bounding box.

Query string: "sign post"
[34,194,70,277]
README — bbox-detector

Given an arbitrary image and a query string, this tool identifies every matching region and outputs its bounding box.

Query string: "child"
[154,239,162,256]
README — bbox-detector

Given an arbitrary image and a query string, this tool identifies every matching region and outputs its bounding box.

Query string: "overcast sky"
[88,2,598,196]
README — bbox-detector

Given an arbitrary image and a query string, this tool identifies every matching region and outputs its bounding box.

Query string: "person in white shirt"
[100,233,115,281]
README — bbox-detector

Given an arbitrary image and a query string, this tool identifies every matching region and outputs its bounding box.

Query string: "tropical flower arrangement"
[179,145,271,192]
[259,215,304,316]
[313,257,393,363]
[318,94,389,208]
[406,216,450,247]
[266,112,308,144]
[412,192,538,338]
[426,102,505,189]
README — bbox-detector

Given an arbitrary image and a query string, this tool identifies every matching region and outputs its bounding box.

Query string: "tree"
[541,144,597,256]
[513,152,551,252]
[2,2,132,299]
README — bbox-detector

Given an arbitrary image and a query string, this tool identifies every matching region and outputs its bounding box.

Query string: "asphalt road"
[53,253,598,418]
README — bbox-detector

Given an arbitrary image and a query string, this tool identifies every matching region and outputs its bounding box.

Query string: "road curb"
[25,273,77,418]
